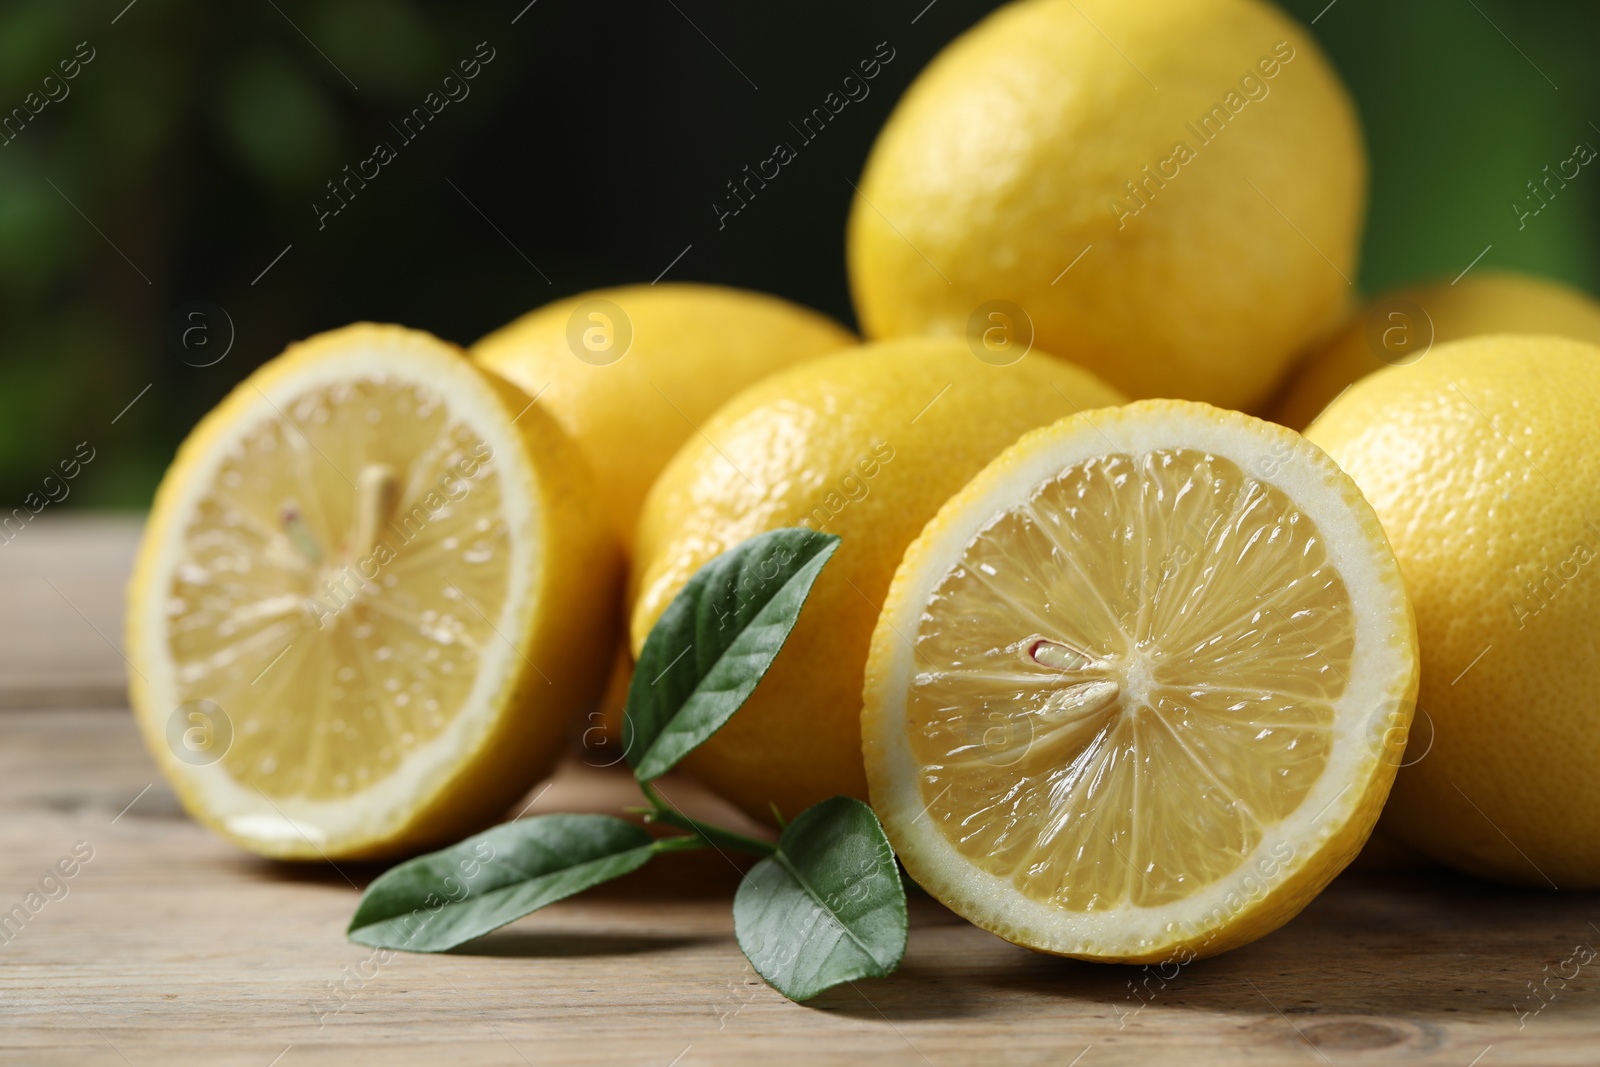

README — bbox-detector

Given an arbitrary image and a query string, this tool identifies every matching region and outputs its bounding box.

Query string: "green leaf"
[733,796,908,1002]
[625,527,840,782]
[347,814,658,952]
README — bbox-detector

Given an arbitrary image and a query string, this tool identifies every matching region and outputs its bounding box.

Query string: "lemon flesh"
[865,401,1417,961]
[173,376,516,801]
[128,325,617,859]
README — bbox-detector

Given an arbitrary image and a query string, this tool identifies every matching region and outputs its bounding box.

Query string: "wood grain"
[1,516,1596,1066]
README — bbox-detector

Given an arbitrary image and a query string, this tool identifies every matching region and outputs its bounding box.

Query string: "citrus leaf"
[347,814,657,952]
[733,796,908,1001]
[625,527,840,781]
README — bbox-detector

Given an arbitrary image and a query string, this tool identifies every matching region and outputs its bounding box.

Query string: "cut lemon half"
[862,400,1417,962]
[127,324,618,860]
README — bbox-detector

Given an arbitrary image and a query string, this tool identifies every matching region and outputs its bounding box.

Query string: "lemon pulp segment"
[906,449,1351,911]
[170,375,514,801]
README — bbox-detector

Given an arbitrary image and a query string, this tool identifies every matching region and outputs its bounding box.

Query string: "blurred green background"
[1,0,1595,509]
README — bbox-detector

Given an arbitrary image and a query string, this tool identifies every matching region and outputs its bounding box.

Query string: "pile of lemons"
[127,0,1600,963]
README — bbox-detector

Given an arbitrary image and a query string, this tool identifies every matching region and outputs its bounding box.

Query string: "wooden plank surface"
[0,514,141,708]
[1,515,1597,1066]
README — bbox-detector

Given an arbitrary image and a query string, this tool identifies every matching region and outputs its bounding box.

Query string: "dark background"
[1,0,1596,508]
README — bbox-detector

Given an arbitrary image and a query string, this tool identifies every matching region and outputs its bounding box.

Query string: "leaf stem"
[649,833,708,853]
[640,780,778,857]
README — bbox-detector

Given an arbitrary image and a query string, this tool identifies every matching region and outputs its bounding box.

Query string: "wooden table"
[2,516,1595,1065]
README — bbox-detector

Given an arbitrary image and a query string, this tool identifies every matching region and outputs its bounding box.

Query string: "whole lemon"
[848,0,1364,411]
[629,338,1125,824]
[1271,271,1600,429]
[473,283,854,551]
[1306,335,1600,887]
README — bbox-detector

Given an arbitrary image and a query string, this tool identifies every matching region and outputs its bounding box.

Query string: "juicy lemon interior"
[905,448,1353,911]
[168,375,515,801]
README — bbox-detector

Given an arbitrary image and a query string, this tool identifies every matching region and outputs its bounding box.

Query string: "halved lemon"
[862,400,1417,962]
[127,324,618,860]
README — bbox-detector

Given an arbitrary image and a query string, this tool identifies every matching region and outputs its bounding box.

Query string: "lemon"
[629,338,1125,824]
[126,324,619,860]
[473,283,854,552]
[1307,335,1600,887]
[1271,271,1600,429]
[863,400,1417,962]
[475,285,850,752]
[847,0,1364,411]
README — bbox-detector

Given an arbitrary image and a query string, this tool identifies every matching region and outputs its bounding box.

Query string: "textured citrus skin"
[1306,335,1600,886]
[628,338,1125,824]
[473,283,854,552]
[1271,272,1600,429]
[848,0,1364,411]
[126,325,620,859]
